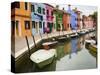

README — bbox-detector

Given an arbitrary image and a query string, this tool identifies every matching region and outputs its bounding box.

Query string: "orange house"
[62,8,71,31]
[11,2,32,37]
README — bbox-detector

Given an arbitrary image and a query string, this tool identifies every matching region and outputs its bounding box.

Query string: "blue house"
[67,5,78,30]
[31,3,46,35]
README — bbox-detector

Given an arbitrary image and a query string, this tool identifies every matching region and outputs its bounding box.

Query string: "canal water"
[15,32,97,73]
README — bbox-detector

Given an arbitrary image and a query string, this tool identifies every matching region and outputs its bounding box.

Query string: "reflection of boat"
[85,39,97,57]
[30,49,56,68]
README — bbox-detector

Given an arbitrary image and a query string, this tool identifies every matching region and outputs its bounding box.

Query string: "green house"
[53,7,64,31]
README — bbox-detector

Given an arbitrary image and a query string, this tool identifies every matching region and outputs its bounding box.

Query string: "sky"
[50,3,97,16]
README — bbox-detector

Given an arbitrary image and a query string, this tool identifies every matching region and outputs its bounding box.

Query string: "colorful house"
[82,15,94,29]
[75,10,82,30]
[67,5,78,30]
[88,15,94,29]
[53,5,63,31]
[31,3,46,35]
[62,8,71,31]
[45,3,54,33]
[11,2,32,37]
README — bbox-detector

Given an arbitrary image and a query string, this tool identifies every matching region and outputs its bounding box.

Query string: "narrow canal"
[15,31,97,73]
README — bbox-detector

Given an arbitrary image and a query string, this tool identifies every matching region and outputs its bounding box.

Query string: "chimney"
[56,5,59,9]
[63,7,64,10]
[68,4,71,10]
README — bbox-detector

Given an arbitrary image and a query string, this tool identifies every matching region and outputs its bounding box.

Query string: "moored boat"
[30,49,56,68]
[70,33,78,38]
[85,39,97,57]
[42,41,58,49]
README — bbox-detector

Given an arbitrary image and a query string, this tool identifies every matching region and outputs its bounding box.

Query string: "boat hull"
[85,42,97,57]
[36,55,55,68]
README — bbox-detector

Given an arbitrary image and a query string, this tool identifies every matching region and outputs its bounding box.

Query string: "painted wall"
[67,5,78,30]
[11,2,32,37]
[45,4,54,33]
[63,12,71,31]
[31,3,46,35]
[76,11,82,30]
[54,9,63,31]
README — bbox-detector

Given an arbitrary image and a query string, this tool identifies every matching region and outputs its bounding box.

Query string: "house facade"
[31,3,46,35]
[11,2,32,37]
[45,4,54,33]
[53,6,63,31]
[76,10,82,30]
[63,8,71,31]
[67,5,78,30]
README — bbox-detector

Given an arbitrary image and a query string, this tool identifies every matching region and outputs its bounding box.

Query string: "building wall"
[67,6,78,30]
[11,2,32,37]
[45,4,54,33]
[77,12,81,30]
[31,3,46,35]
[54,9,63,31]
[63,13,71,31]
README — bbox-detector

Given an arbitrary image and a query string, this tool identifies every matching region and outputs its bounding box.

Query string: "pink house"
[83,15,94,29]
[88,16,94,29]
[44,3,54,33]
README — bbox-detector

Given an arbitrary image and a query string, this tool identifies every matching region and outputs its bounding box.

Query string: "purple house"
[44,4,54,33]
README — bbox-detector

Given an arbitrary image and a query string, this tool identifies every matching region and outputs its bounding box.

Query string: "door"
[35,22,39,34]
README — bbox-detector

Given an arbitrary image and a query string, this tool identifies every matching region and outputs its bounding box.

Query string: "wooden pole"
[39,29,42,39]
[25,36,31,58]
[32,34,37,48]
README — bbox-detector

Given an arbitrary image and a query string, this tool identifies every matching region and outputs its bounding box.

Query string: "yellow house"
[11,2,32,37]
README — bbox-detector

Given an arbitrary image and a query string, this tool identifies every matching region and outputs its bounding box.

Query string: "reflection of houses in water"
[69,37,83,59]
[71,38,78,53]
[64,41,71,54]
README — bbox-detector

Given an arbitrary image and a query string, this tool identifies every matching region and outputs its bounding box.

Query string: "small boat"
[70,33,78,38]
[85,39,96,44]
[85,39,97,57]
[42,41,58,46]
[57,36,67,42]
[30,49,56,68]
[78,30,86,35]
[42,41,58,49]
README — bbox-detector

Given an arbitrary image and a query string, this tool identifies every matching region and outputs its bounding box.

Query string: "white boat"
[70,33,78,38]
[78,30,86,35]
[30,49,56,68]
[42,41,58,46]
[85,39,96,44]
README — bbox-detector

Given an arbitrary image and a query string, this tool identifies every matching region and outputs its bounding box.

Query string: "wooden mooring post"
[25,36,31,58]
[32,35,37,48]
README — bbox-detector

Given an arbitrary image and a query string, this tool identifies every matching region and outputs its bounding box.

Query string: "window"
[16,21,19,29]
[51,11,53,16]
[25,2,28,10]
[47,10,49,15]
[43,22,45,27]
[38,7,41,14]
[31,5,35,12]
[32,21,35,28]
[25,21,30,29]
[11,2,20,9]
[43,8,45,14]
[39,21,42,28]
